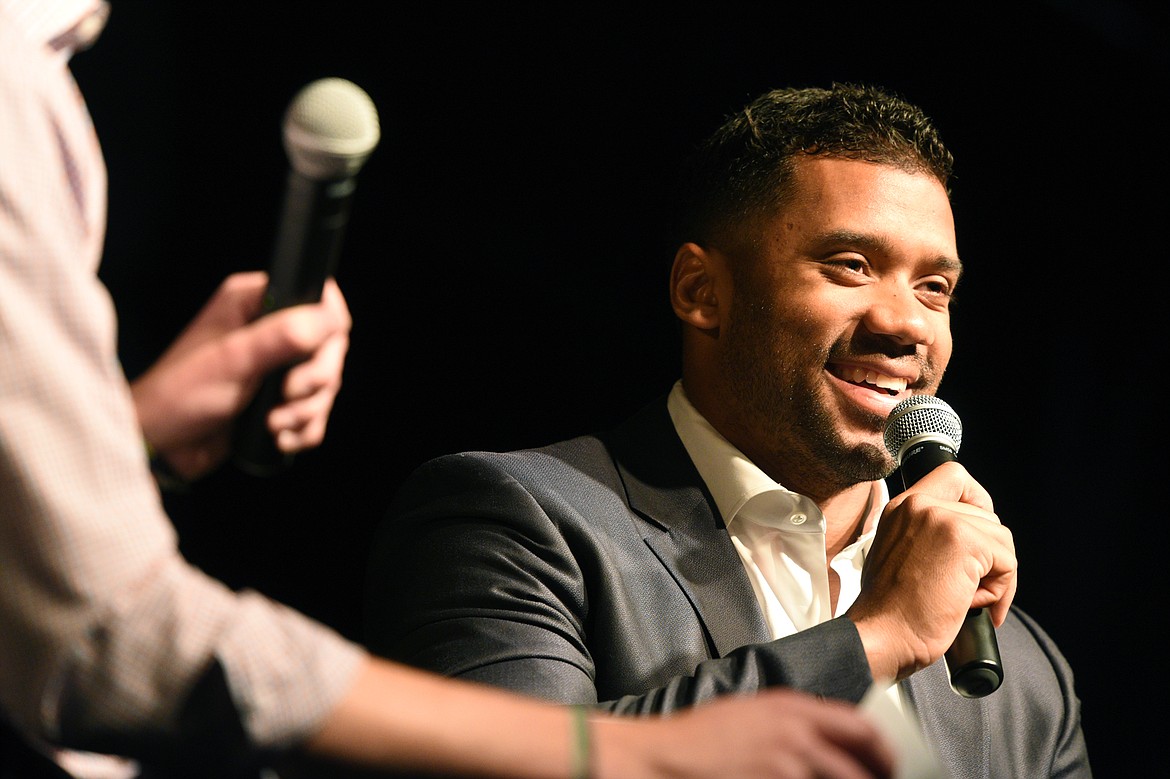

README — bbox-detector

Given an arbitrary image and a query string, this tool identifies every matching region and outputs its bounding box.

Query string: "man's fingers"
[282,333,348,401]
[269,392,334,452]
[230,306,334,378]
[903,461,994,513]
[781,694,896,778]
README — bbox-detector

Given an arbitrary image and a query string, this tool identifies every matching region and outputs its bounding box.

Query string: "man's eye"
[827,258,867,274]
[921,278,954,297]
[918,279,957,308]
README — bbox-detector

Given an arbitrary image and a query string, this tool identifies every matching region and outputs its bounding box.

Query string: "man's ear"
[670,242,723,331]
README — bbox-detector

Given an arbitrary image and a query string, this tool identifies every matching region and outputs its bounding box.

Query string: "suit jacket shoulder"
[364,397,872,711]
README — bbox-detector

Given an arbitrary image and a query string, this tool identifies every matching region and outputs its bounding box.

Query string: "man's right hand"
[846,461,1017,682]
[130,271,351,481]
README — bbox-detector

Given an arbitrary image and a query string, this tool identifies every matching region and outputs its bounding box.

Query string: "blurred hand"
[846,461,1017,682]
[131,271,351,481]
[599,688,897,779]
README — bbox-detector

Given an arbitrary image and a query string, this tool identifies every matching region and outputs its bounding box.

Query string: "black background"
[71,2,1165,775]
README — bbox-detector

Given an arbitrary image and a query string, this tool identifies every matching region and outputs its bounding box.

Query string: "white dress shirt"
[666,381,884,636]
[665,381,911,716]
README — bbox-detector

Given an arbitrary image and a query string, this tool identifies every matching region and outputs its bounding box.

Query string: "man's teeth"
[839,366,908,392]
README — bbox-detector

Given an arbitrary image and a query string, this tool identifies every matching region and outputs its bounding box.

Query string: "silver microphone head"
[283,78,380,181]
[883,394,963,466]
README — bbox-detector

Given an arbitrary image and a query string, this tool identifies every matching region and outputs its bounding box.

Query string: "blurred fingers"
[282,331,348,401]
[269,391,334,452]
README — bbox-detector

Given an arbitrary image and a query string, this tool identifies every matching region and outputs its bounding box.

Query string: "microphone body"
[233,78,380,476]
[267,172,356,311]
[884,395,1004,698]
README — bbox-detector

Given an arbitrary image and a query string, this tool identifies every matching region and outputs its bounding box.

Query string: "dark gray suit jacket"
[366,397,1090,778]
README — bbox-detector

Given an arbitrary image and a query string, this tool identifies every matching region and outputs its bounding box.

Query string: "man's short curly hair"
[675,83,954,253]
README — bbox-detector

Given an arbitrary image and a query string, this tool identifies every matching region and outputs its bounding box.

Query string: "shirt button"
[790,513,807,525]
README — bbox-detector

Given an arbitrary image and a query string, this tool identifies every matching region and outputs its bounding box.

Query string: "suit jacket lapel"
[604,398,993,777]
[603,397,770,656]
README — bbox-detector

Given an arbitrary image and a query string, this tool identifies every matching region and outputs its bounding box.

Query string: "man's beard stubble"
[717,298,895,497]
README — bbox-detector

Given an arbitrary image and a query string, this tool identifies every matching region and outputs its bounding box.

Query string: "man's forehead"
[786,155,947,197]
[763,158,959,264]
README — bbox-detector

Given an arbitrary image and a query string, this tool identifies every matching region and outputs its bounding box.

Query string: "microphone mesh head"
[283,78,381,180]
[883,395,963,464]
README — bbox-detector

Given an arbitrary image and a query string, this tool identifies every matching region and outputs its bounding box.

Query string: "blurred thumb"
[233,304,337,378]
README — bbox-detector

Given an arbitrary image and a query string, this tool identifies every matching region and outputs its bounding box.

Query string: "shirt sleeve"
[0,13,365,769]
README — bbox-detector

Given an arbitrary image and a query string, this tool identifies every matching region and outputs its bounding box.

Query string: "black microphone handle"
[898,440,1004,698]
[232,171,355,477]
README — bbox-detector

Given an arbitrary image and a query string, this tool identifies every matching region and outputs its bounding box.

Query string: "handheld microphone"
[883,395,1004,698]
[233,78,380,477]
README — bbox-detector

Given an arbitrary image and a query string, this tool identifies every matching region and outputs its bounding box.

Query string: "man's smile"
[826,363,908,395]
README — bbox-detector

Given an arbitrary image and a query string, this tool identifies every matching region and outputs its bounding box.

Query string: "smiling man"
[365,84,1091,778]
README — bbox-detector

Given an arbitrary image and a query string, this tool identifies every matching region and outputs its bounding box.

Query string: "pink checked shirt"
[0,1,365,773]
